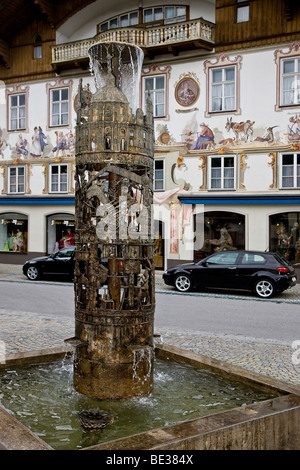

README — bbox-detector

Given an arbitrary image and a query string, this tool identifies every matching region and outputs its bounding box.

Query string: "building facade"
[0,0,300,272]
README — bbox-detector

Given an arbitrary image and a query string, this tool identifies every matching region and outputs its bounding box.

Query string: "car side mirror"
[201,261,207,267]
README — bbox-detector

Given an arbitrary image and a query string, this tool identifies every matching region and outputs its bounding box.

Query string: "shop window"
[269,212,300,264]
[8,166,25,194]
[0,213,28,253]
[209,156,235,190]
[154,220,165,269]
[280,153,300,188]
[47,214,75,254]
[194,211,245,260]
[154,159,164,190]
[50,164,68,193]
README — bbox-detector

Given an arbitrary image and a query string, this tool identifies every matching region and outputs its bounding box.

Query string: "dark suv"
[162,250,297,298]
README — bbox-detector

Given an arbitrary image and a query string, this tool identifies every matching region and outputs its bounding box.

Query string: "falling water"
[88,41,144,115]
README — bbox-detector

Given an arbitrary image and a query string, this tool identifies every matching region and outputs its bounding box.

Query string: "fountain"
[71,42,155,399]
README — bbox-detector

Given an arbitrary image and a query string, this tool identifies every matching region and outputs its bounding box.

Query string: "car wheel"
[254,279,275,298]
[174,274,192,292]
[26,266,40,280]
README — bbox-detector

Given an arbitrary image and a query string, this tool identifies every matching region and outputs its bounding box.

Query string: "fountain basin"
[0,343,300,450]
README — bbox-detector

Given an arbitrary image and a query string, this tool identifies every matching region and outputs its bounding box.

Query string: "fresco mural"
[1,126,76,160]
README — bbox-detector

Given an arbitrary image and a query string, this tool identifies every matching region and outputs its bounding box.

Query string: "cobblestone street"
[0,264,300,387]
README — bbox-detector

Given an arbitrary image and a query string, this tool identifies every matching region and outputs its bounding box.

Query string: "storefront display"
[47,214,75,254]
[194,211,245,260]
[270,212,300,264]
[0,213,28,253]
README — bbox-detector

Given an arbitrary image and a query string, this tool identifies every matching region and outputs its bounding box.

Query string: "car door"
[200,251,240,288]
[236,252,268,289]
[43,248,75,276]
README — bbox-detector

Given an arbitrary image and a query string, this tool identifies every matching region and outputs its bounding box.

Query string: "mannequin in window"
[210,227,236,252]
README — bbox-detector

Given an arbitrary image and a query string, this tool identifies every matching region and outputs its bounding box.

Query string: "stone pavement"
[0,264,300,387]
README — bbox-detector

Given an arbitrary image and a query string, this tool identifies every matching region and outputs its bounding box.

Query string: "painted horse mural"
[225,117,255,143]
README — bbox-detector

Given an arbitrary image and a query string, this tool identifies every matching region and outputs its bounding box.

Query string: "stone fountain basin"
[0,343,300,450]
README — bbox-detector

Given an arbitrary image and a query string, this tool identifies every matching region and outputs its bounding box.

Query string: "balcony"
[51,17,215,71]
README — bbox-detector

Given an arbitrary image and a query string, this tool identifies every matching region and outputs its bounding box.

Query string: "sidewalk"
[0,264,299,387]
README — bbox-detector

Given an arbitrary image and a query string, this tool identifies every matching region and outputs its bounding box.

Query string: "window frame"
[8,166,25,194]
[154,159,165,191]
[49,164,69,193]
[50,87,69,127]
[236,0,250,24]
[6,85,29,133]
[208,155,236,191]
[275,42,300,111]
[142,65,170,119]
[210,66,236,113]
[280,152,300,189]
[204,54,242,117]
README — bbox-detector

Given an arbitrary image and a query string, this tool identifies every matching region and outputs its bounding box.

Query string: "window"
[50,88,69,126]
[143,75,165,117]
[281,153,300,188]
[209,156,235,190]
[33,34,42,59]
[206,252,239,265]
[0,213,28,253]
[236,0,249,23]
[237,6,249,23]
[9,94,26,131]
[8,167,25,194]
[47,214,75,253]
[154,159,164,190]
[241,253,266,264]
[211,67,236,112]
[50,165,68,193]
[34,45,42,59]
[269,212,300,264]
[281,58,300,106]
[99,11,139,32]
[143,6,186,25]
[205,55,241,117]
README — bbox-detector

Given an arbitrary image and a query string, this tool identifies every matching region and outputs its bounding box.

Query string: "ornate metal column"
[73,43,155,399]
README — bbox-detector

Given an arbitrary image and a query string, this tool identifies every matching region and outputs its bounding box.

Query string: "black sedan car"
[23,246,76,281]
[162,250,297,298]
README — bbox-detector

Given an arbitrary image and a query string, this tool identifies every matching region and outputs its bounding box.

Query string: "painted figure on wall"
[225,118,255,143]
[30,126,44,157]
[254,126,278,143]
[15,134,28,156]
[191,123,215,150]
[287,115,300,141]
[52,130,75,156]
[38,127,48,152]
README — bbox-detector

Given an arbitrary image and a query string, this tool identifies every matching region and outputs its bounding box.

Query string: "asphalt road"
[0,280,299,346]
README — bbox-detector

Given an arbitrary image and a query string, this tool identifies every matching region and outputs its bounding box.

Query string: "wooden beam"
[0,38,10,68]
[34,0,55,28]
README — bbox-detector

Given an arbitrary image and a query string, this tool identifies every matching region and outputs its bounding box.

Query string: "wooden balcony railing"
[51,18,215,66]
